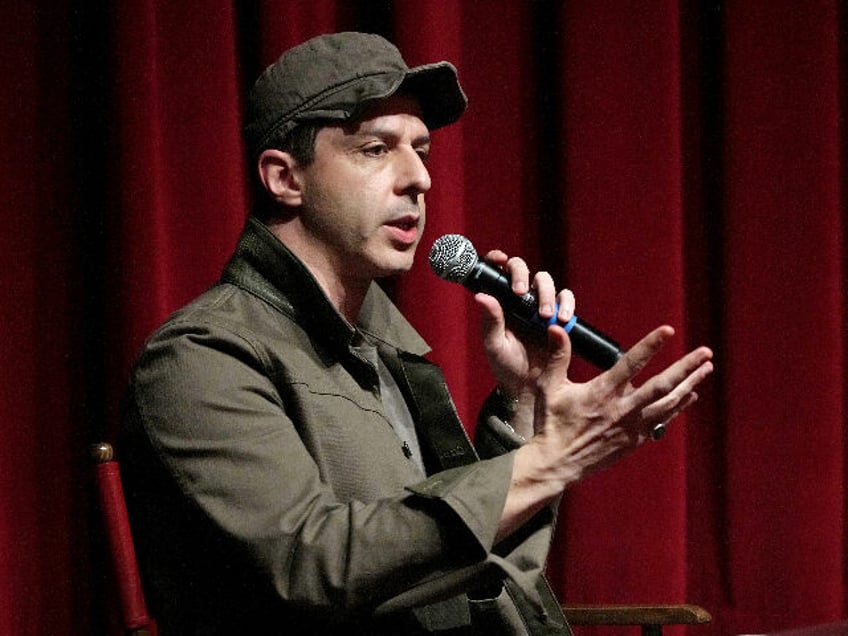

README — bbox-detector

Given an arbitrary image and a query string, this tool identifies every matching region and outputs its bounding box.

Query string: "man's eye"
[416,148,431,162]
[363,144,388,157]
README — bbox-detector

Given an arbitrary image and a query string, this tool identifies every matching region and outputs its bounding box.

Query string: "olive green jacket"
[120,217,571,635]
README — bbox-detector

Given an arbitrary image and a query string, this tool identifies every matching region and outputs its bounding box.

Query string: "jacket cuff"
[475,389,526,459]
[406,452,515,553]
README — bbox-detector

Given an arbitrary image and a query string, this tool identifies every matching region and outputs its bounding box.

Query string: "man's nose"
[398,148,431,196]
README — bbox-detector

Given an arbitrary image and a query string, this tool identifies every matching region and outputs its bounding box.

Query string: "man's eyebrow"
[410,133,432,150]
[354,126,431,146]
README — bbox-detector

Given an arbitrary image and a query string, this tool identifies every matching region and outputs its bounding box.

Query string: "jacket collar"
[221,217,430,358]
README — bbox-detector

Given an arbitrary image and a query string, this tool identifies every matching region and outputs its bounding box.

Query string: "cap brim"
[401,62,467,131]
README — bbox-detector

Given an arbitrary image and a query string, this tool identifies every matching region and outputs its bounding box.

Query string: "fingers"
[643,391,699,441]
[604,325,677,386]
[555,288,576,323]
[637,345,713,404]
[596,326,713,439]
[607,326,713,398]
[483,250,573,321]
[636,351,713,427]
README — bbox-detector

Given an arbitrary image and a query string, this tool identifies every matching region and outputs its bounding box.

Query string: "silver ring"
[650,423,667,440]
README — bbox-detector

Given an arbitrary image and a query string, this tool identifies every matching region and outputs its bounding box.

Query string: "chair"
[90,442,158,636]
[90,441,710,636]
[563,603,712,636]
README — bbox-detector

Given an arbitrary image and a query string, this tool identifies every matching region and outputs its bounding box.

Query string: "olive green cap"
[243,32,467,159]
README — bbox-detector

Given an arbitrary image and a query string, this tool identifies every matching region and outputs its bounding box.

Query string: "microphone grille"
[429,234,478,282]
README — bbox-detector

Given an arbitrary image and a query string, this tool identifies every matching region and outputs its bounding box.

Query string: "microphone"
[428,234,623,370]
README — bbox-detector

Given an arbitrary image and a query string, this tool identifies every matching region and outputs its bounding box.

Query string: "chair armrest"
[563,604,712,626]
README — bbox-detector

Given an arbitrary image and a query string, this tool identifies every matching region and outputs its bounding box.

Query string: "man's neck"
[265,218,369,323]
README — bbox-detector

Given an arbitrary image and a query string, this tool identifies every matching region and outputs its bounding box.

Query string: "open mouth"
[393,219,417,231]
[385,217,420,244]
[386,214,420,230]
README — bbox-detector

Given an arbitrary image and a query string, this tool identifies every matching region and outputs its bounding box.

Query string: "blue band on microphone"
[536,302,577,332]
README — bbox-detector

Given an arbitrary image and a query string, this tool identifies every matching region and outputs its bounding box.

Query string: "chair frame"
[91,442,158,636]
[563,603,712,636]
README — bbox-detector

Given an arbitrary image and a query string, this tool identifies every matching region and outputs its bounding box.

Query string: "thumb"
[473,292,506,346]
[538,325,573,389]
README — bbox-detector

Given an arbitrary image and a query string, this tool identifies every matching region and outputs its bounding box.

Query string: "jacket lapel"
[380,348,478,473]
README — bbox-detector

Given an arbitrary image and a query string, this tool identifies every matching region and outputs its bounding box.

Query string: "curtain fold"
[550,0,692,609]
[2,2,845,634]
[720,1,845,626]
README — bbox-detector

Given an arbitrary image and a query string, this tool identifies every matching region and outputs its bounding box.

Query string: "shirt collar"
[222,217,430,358]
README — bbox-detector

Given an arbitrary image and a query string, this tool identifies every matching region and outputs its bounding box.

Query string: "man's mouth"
[391,219,417,231]
[385,215,420,244]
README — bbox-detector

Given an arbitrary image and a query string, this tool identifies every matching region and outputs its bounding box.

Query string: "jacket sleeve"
[475,388,528,459]
[469,389,565,616]
[121,314,531,618]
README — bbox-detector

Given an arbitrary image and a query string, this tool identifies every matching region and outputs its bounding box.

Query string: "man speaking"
[120,32,713,635]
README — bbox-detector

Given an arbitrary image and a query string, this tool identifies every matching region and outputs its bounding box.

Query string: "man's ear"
[257,149,304,207]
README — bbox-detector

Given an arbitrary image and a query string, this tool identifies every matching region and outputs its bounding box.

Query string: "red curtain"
[2,2,845,634]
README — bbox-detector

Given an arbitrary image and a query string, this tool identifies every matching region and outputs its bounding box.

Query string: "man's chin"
[373,253,416,279]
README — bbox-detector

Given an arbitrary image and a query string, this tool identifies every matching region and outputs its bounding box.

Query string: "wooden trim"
[563,604,712,626]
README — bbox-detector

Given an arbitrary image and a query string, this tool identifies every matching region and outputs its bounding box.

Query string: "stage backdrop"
[2,1,845,634]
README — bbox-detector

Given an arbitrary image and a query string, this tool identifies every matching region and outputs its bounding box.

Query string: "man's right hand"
[495,324,713,543]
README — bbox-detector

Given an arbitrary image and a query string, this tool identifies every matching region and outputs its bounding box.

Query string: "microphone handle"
[563,316,623,370]
[463,262,623,370]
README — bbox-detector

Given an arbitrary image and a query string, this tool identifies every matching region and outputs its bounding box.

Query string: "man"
[120,32,713,635]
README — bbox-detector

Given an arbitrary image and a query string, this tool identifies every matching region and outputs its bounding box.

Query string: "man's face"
[294,94,432,284]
